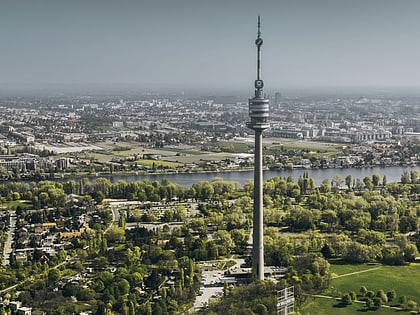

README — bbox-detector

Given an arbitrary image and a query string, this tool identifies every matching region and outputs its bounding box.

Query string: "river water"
[90,165,420,187]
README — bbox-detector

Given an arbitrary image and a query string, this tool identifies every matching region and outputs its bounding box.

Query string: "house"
[17,307,32,315]
[59,227,86,240]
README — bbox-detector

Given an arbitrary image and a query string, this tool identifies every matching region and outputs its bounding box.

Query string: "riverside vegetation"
[0,171,419,314]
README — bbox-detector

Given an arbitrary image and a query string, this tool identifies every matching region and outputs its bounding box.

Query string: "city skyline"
[2,0,420,93]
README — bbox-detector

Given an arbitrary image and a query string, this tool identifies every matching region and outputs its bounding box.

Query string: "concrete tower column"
[253,129,264,280]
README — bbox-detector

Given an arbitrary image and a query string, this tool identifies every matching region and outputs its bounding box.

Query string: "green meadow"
[300,296,399,315]
[301,263,420,314]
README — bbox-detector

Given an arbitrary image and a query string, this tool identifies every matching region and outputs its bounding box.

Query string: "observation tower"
[246,16,270,281]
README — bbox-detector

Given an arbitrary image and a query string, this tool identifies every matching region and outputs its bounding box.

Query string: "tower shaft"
[252,130,264,280]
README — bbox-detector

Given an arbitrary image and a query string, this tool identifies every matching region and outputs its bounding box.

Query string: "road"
[190,256,246,313]
[104,207,120,234]
[2,211,16,266]
[191,269,225,312]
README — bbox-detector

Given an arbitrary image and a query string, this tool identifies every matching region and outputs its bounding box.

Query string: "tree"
[372,174,381,186]
[48,269,61,286]
[255,304,268,315]
[345,174,353,189]
[341,293,352,305]
[331,174,344,189]
[387,290,396,301]
[398,295,407,306]
[105,226,125,243]
[320,243,332,259]
[192,181,214,200]
[411,170,419,184]
[319,180,331,193]
[213,230,235,256]
[343,242,376,263]
[363,176,373,191]
[321,210,337,231]
[407,300,417,310]
[372,297,382,310]
[62,282,80,298]
[366,298,374,309]
[401,171,410,184]
[403,243,419,262]
[376,290,388,303]
[286,208,314,231]
[355,178,364,191]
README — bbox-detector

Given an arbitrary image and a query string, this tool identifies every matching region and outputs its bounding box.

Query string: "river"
[85,165,420,187]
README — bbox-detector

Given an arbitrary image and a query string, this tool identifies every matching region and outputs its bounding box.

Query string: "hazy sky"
[2,0,420,93]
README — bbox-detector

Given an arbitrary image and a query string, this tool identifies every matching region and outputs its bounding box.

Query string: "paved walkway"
[332,266,382,279]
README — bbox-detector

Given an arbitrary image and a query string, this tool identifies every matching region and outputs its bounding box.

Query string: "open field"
[329,261,382,278]
[213,141,252,153]
[127,159,184,168]
[266,138,343,159]
[331,264,420,303]
[302,263,420,314]
[59,138,344,167]
[300,296,402,315]
[84,141,233,165]
[0,200,32,210]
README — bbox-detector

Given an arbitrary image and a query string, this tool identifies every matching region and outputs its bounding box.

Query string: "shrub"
[341,293,352,306]
[360,286,368,296]
[386,290,396,301]
[407,300,417,311]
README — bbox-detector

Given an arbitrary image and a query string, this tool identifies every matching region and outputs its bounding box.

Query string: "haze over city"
[2,0,420,94]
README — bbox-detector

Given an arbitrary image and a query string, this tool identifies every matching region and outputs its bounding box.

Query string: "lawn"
[215,141,252,153]
[0,200,33,210]
[301,263,420,314]
[300,296,402,315]
[331,264,420,303]
[129,159,184,168]
[329,261,382,278]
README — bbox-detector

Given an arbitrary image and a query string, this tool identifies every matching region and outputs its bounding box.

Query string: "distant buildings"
[274,92,281,110]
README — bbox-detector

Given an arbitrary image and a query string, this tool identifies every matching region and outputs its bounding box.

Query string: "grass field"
[300,263,420,314]
[215,141,252,153]
[128,159,184,168]
[266,137,342,149]
[331,264,420,303]
[81,139,344,167]
[0,200,32,210]
[329,261,382,278]
[300,296,401,315]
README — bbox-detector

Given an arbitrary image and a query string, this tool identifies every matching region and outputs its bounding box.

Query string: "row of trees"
[340,286,417,311]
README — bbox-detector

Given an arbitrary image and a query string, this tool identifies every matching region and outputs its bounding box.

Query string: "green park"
[1,161,420,314]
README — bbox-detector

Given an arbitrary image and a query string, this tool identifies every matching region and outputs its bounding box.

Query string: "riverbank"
[50,165,420,187]
[3,164,420,187]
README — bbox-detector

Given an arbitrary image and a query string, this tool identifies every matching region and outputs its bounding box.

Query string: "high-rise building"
[274,92,281,109]
[246,16,270,281]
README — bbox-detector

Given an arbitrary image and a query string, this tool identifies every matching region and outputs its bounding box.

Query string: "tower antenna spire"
[257,15,261,39]
[255,16,263,85]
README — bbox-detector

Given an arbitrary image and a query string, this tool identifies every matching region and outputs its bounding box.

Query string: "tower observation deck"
[247,16,270,131]
[247,16,270,281]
